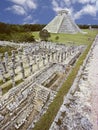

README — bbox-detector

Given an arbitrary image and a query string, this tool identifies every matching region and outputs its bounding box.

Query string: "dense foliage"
[39,29,51,41]
[0,22,46,33]
[0,22,46,42]
[78,24,98,29]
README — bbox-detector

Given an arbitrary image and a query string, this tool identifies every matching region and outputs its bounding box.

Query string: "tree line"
[0,22,98,42]
[0,22,46,42]
[78,24,98,29]
[0,22,98,34]
[0,22,46,34]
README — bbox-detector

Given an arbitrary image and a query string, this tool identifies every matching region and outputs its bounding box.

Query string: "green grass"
[2,79,23,94]
[2,84,12,94]
[33,29,98,45]
[33,30,98,130]
[0,45,16,55]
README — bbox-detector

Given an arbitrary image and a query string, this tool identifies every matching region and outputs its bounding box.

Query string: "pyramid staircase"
[44,10,82,34]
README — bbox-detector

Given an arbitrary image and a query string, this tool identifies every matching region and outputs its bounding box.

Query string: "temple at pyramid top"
[43,9,82,34]
[58,10,69,15]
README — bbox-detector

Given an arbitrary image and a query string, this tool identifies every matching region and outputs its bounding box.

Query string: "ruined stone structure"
[0,41,85,130]
[44,10,82,34]
[50,35,98,130]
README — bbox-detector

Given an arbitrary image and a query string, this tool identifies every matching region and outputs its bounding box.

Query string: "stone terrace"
[50,35,98,130]
[0,41,85,130]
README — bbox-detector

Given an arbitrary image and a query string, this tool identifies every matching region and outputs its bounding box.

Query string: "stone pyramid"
[44,10,82,34]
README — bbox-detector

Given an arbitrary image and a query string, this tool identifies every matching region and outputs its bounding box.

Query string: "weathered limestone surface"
[50,35,98,130]
[0,41,85,130]
[44,10,82,34]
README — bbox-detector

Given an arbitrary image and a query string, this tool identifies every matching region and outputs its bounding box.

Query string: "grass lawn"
[32,29,98,45]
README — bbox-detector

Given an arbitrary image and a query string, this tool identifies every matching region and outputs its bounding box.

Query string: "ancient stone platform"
[50,35,98,130]
[44,10,82,34]
[0,41,85,130]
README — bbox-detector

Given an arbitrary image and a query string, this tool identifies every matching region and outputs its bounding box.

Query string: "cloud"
[6,5,26,15]
[30,19,39,24]
[24,15,32,21]
[52,0,69,12]
[26,0,37,10]
[8,0,26,5]
[51,0,98,20]
[23,14,39,24]
[23,15,33,23]
[74,4,97,19]
[96,1,98,8]
[63,0,71,6]
[23,19,39,24]
[8,0,37,9]
[74,0,97,4]
[6,0,37,15]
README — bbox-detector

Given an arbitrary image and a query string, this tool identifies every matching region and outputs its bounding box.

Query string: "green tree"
[39,29,51,41]
[55,36,59,42]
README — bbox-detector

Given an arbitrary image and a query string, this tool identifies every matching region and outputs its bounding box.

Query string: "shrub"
[39,29,51,41]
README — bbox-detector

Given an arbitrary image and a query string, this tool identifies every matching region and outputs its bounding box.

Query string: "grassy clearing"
[33,29,98,45]
[33,30,98,130]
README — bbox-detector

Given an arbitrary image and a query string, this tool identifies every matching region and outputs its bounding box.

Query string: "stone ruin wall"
[0,41,85,130]
[50,35,98,130]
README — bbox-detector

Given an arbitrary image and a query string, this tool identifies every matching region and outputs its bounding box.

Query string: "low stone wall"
[49,35,98,130]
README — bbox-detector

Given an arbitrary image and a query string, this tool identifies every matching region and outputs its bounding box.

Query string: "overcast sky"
[0,0,98,25]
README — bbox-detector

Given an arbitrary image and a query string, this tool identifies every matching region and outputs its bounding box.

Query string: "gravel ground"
[88,38,98,130]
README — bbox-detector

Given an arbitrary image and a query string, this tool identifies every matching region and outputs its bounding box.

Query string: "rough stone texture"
[0,41,85,130]
[50,35,98,130]
[44,10,82,34]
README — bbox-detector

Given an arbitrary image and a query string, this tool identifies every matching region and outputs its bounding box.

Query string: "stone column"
[18,48,22,60]
[4,52,9,66]
[11,57,15,75]
[34,56,37,64]
[57,53,60,62]
[36,59,40,70]
[25,53,30,65]
[29,62,33,75]
[51,51,55,62]
[69,48,71,56]
[66,49,69,58]
[20,61,25,79]
[18,54,22,61]
[42,56,45,66]
[64,51,67,60]
[0,69,6,82]
[47,54,50,63]
[31,51,34,60]
[55,50,58,61]
[11,63,15,76]
[2,61,7,73]
[10,72,15,87]
[61,52,64,62]
[72,48,74,54]
[11,50,15,58]
[48,44,50,50]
